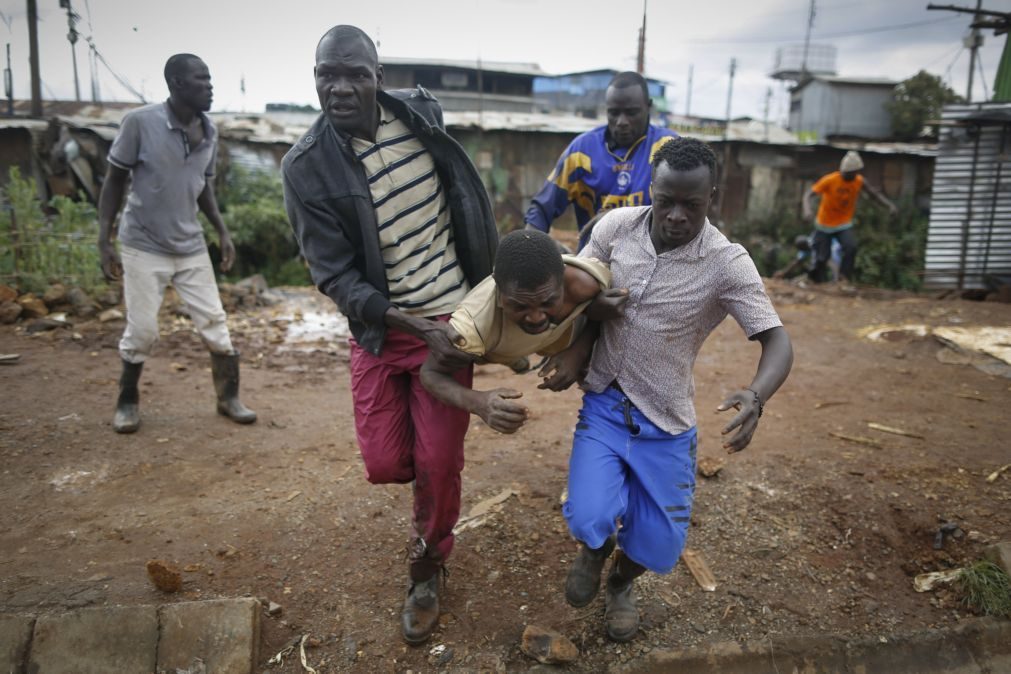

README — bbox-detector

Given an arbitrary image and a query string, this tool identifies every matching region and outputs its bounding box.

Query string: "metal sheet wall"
[924,103,1011,289]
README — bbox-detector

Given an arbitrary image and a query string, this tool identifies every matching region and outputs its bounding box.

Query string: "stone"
[25,318,70,334]
[267,602,282,616]
[99,308,124,323]
[520,624,579,665]
[982,541,1011,576]
[97,288,121,307]
[698,456,726,478]
[0,284,17,303]
[42,283,67,307]
[0,614,34,673]
[146,559,183,593]
[157,598,260,674]
[29,605,158,674]
[66,286,90,307]
[15,294,48,319]
[0,301,22,324]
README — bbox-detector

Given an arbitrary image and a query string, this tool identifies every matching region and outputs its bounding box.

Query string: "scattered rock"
[0,284,17,303]
[25,317,70,334]
[99,308,124,323]
[16,294,48,319]
[42,283,67,307]
[97,288,121,307]
[698,456,726,478]
[267,602,283,616]
[520,624,578,665]
[983,541,1011,576]
[0,301,22,324]
[145,559,183,593]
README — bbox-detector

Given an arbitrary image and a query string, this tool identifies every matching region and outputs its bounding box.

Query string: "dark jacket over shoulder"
[281,87,498,355]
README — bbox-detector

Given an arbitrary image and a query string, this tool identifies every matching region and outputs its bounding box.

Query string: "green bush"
[204,166,310,286]
[731,196,927,290]
[1,167,106,294]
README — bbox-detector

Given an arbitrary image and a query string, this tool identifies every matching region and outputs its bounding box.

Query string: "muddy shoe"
[564,535,615,607]
[604,575,639,642]
[401,574,439,645]
[113,359,143,434]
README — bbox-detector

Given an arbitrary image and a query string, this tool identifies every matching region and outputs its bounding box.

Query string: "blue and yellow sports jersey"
[524,123,678,233]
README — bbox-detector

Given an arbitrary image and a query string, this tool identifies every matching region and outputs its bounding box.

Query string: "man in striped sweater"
[282,26,498,645]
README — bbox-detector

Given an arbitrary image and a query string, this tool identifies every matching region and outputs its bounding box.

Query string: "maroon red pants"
[349,325,472,578]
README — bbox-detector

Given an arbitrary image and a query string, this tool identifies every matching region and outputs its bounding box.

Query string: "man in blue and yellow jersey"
[524,71,677,247]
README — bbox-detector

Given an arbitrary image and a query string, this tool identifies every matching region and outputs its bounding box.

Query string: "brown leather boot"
[604,550,646,642]
[210,352,256,424]
[565,535,616,607]
[401,571,440,646]
[113,359,143,434]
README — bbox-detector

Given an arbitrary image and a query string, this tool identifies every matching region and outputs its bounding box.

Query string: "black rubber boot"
[565,535,616,607]
[210,352,256,424]
[604,550,646,642]
[113,359,143,434]
[401,565,441,646]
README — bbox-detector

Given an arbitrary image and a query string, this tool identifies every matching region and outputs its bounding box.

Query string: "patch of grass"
[959,560,1011,618]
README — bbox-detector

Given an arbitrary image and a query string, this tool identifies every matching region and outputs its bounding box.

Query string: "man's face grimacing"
[605,84,650,149]
[314,35,383,138]
[649,162,714,253]
[499,278,565,335]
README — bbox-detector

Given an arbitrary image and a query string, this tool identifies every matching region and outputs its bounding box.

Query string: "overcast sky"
[1,0,1006,123]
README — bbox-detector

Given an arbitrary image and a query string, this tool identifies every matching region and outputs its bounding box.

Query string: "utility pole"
[27,0,41,116]
[965,0,983,101]
[763,86,772,142]
[686,64,693,117]
[636,0,647,74]
[724,57,736,140]
[60,0,81,101]
[801,0,816,79]
[4,43,12,116]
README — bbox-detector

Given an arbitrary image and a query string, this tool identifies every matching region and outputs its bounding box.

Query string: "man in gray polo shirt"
[547,137,793,642]
[98,53,255,433]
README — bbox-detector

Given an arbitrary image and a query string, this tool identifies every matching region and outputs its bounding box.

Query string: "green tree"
[887,70,963,141]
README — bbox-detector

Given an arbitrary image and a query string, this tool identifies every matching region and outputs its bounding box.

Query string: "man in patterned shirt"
[281,25,497,645]
[546,137,793,642]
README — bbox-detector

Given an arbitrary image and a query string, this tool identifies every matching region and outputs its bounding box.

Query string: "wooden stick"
[829,432,882,449]
[867,422,925,439]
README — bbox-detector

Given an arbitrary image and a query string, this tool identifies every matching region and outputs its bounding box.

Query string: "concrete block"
[982,541,1011,577]
[28,605,158,674]
[157,598,260,674]
[0,614,35,674]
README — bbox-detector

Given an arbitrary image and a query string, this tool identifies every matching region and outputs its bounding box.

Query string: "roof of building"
[793,75,898,91]
[380,57,546,78]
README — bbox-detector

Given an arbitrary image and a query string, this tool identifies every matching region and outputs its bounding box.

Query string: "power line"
[976,52,989,100]
[687,15,960,44]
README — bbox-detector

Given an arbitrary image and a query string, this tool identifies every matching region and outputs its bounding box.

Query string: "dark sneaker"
[564,535,616,607]
[401,574,440,646]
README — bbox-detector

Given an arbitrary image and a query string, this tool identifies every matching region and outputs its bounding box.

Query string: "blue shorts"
[563,387,697,574]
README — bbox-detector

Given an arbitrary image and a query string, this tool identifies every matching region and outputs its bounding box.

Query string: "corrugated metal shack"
[924,103,1011,290]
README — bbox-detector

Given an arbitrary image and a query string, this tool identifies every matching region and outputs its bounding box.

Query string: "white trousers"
[119,245,233,363]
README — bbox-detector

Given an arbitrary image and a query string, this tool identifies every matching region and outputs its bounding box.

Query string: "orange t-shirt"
[812,171,864,228]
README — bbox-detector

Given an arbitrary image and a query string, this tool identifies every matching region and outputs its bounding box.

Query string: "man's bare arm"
[420,353,529,434]
[97,165,129,281]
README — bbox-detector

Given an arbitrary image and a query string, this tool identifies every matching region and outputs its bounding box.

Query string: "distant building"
[789,75,897,142]
[379,57,545,113]
[533,69,667,118]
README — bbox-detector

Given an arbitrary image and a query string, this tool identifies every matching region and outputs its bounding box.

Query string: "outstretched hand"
[479,389,528,434]
[717,389,762,453]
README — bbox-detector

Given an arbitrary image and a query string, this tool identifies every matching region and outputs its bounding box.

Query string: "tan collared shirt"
[449,255,611,365]
[580,206,782,435]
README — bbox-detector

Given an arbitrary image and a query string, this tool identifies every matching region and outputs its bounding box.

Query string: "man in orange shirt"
[802,151,896,283]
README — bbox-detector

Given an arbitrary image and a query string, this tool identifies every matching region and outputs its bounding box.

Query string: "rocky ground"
[0,278,1009,672]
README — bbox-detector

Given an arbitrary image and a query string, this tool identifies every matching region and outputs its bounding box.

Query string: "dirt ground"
[1,278,1010,673]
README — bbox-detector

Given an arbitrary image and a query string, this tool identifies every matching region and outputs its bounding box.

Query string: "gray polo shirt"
[580,206,783,435]
[108,101,217,256]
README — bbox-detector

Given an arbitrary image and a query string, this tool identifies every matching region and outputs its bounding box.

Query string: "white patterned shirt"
[579,206,783,435]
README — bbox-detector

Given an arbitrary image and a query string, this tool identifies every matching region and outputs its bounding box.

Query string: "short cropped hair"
[608,71,650,105]
[164,53,202,87]
[493,230,565,291]
[651,136,719,185]
[316,25,378,64]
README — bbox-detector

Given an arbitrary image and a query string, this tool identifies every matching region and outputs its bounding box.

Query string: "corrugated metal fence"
[924,103,1011,290]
